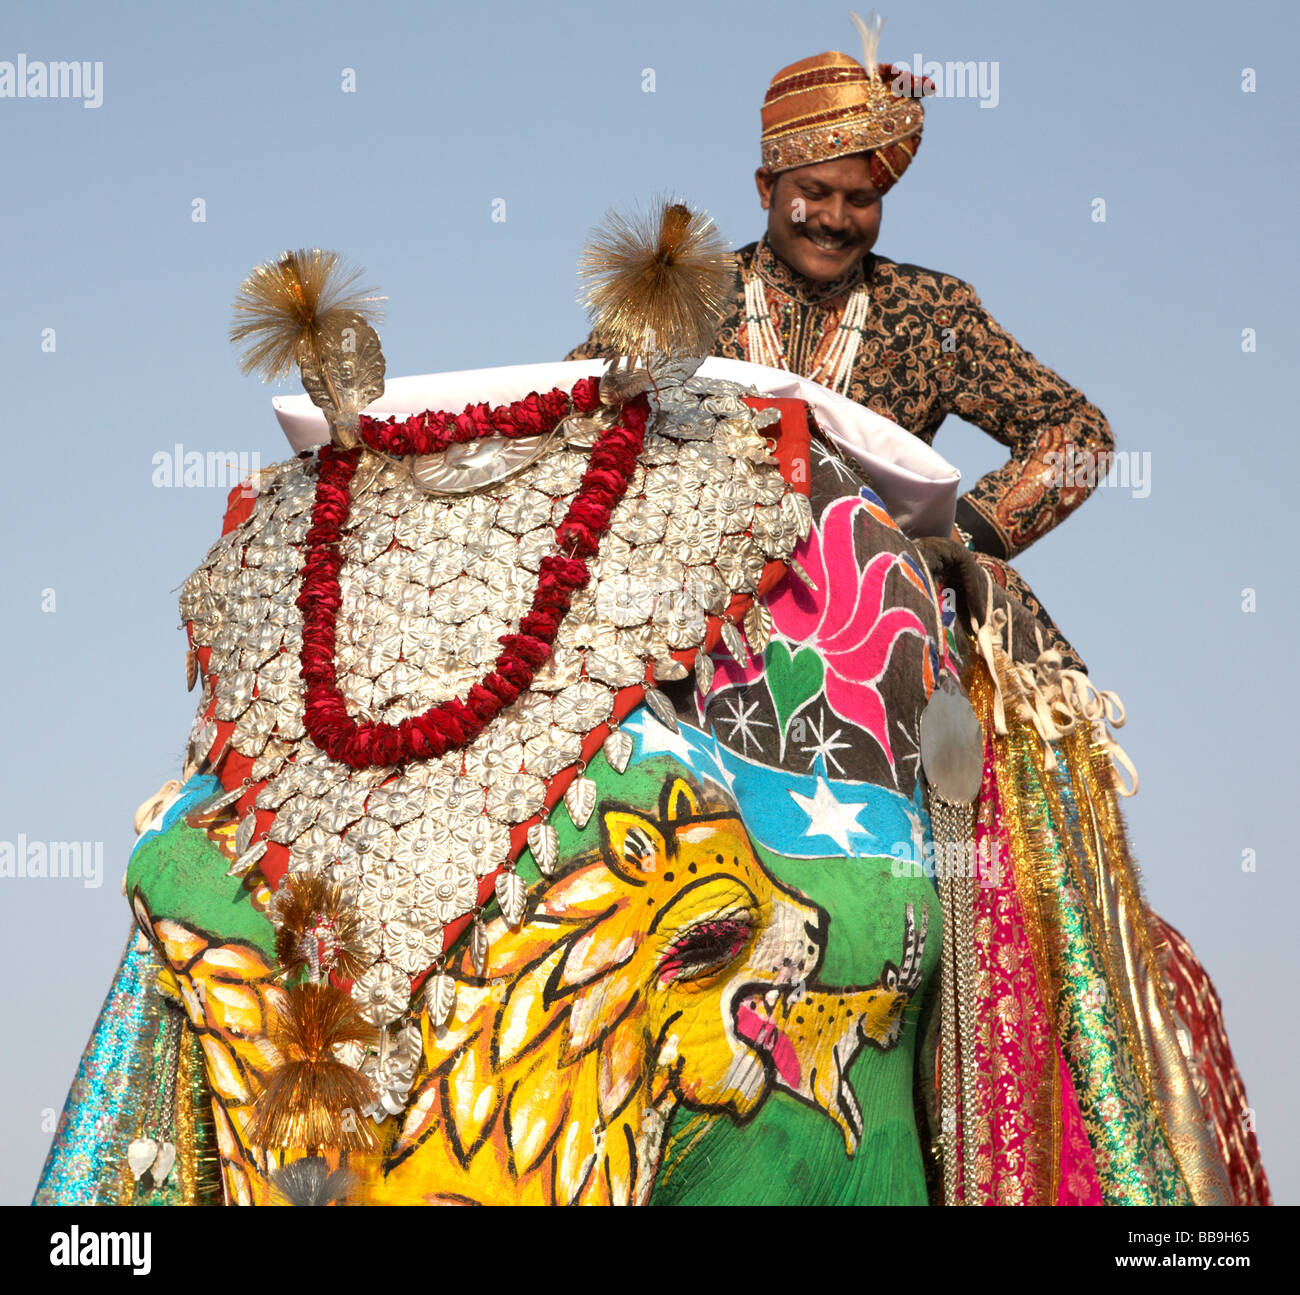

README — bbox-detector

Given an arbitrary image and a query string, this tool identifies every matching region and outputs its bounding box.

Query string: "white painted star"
[812,437,860,485]
[789,776,872,854]
[702,729,740,794]
[717,694,772,756]
[894,709,923,787]
[631,712,700,766]
[800,712,853,776]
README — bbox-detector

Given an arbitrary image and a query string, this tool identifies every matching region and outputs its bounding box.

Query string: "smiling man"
[568,41,1114,560]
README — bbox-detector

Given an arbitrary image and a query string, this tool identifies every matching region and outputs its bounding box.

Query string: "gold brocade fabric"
[1061,727,1233,1206]
[972,656,1231,1204]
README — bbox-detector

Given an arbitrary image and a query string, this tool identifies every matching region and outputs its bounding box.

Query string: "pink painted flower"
[705,496,934,769]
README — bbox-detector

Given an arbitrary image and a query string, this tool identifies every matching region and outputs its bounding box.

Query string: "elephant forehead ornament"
[185,204,814,1154]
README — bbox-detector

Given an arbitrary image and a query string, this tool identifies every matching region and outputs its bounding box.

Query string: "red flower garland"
[295,378,649,769]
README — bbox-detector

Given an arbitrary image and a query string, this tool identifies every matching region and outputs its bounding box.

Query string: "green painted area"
[763,640,826,738]
[125,817,275,957]
[650,846,940,1206]
[514,745,942,1206]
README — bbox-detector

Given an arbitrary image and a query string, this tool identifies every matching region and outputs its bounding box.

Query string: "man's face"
[755,155,881,282]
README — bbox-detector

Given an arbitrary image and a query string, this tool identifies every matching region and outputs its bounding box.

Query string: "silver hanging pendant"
[227,836,267,879]
[782,490,813,540]
[428,973,457,1028]
[653,656,688,682]
[189,720,218,768]
[919,674,985,806]
[721,620,747,662]
[234,810,257,856]
[564,774,598,830]
[644,686,679,731]
[788,557,818,592]
[695,650,715,693]
[743,600,773,655]
[469,919,490,978]
[603,727,633,775]
[151,1141,177,1186]
[195,781,246,817]
[127,1138,158,1181]
[495,870,527,928]
[527,820,559,877]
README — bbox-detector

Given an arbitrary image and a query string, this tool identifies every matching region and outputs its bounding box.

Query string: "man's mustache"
[801,228,856,246]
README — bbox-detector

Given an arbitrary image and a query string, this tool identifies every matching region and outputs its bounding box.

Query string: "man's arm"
[942,281,1114,560]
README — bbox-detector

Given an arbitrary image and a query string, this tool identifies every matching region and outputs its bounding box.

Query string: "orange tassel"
[248,983,379,1151]
[269,873,369,983]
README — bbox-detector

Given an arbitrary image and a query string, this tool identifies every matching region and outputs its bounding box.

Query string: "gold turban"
[760,40,929,192]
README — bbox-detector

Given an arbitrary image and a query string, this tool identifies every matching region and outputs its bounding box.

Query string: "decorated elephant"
[35,226,1268,1208]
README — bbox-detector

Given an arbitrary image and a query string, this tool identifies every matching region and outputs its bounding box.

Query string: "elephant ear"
[601,810,667,885]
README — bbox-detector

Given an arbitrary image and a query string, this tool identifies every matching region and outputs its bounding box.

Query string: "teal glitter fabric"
[33,931,161,1205]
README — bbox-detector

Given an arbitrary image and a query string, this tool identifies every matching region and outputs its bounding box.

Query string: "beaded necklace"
[742,239,873,396]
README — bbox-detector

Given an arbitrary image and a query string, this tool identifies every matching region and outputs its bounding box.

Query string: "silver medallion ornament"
[353,962,409,1026]
[495,870,527,928]
[526,820,559,877]
[919,673,985,805]
[564,773,598,830]
[602,726,633,774]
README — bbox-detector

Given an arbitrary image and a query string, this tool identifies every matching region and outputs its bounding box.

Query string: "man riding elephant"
[566,14,1112,565]
[32,94,1269,1202]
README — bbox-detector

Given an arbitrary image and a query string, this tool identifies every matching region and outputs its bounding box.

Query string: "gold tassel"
[228,248,383,382]
[248,983,380,1152]
[577,198,731,360]
[269,873,370,983]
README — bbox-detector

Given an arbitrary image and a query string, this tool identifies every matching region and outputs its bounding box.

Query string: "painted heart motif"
[764,640,825,739]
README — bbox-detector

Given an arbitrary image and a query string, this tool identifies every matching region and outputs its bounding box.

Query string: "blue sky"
[1,0,1295,1204]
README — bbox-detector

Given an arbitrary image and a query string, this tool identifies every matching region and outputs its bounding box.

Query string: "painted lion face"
[377,776,927,1204]
[597,778,828,1122]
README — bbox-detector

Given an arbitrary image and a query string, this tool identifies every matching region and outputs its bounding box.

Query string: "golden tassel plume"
[247,982,380,1152]
[578,198,731,359]
[269,873,369,983]
[228,248,383,383]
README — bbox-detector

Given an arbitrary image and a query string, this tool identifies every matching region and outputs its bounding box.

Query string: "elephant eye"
[658,917,752,984]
